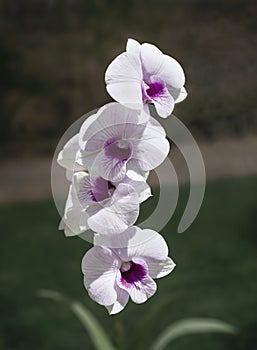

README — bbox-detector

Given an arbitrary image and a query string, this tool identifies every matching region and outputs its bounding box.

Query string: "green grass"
[0,176,257,350]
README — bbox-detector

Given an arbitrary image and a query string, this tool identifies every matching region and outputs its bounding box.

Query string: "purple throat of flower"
[104,138,133,162]
[120,260,147,285]
[89,177,116,202]
[143,80,165,101]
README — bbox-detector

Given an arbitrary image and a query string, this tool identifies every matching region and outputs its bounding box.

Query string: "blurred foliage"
[0,176,257,349]
[151,318,237,350]
[39,290,116,350]
[39,289,238,350]
[0,0,257,156]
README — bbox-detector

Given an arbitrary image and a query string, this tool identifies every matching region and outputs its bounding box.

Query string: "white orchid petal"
[129,229,169,261]
[133,182,151,203]
[168,86,188,103]
[106,285,129,315]
[133,119,170,170]
[77,149,99,171]
[137,108,150,124]
[60,184,89,236]
[112,227,169,261]
[147,257,176,279]
[106,82,143,110]
[140,43,165,80]
[57,134,84,175]
[126,159,149,182]
[152,87,175,118]
[79,112,99,149]
[160,54,186,89]
[147,116,167,136]
[57,134,78,169]
[87,184,139,235]
[65,169,73,182]
[105,52,143,84]
[73,171,94,206]
[143,103,150,115]
[82,246,119,306]
[129,275,157,304]
[121,176,151,203]
[105,52,143,108]
[126,38,141,55]
[61,204,88,237]
[90,149,128,182]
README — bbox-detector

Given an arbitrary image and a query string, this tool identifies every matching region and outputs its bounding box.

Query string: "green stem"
[115,313,124,350]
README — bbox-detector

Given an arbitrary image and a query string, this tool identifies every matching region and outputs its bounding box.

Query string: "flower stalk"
[115,313,124,350]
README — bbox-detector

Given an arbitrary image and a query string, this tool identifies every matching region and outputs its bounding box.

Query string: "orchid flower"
[78,102,170,182]
[105,38,187,118]
[57,133,85,181]
[81,226,176,314]
[59,171,151,236]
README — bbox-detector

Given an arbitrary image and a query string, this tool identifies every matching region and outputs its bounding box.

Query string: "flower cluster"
[57,39,187,314]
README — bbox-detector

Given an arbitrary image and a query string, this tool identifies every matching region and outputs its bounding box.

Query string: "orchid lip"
[89,177,116,202]
[120,260,147,285]
[142,79,165,102]
[147,81,164,98]
[104,138,133,162]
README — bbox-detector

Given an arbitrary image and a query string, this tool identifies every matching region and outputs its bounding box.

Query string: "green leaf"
[151,317,238,350]
[38,289,116,350]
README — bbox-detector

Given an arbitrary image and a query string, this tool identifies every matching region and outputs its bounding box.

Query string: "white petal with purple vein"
[151,86,175,118]
[73,171,94,207]
[90,148,128,182]
[129,275,157,304]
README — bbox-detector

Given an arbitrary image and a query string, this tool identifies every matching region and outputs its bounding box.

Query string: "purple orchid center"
[104,138,133,162]
[142,78,165,102]
[120,260,147,284]
[146,81,164,98]
[89,177,116,202]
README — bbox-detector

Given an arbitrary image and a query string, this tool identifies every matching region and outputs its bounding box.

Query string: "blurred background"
[0,0,257,349]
